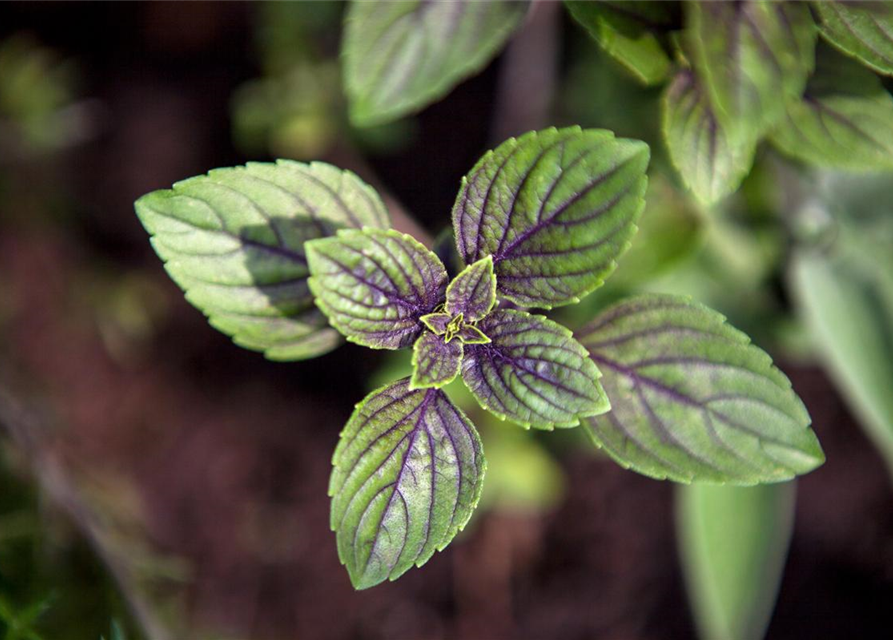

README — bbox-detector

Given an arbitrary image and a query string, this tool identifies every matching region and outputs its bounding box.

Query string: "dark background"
[1,2,892,639]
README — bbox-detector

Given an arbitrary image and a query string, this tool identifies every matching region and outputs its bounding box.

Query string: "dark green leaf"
[453,126,649,308]
[343,0,528,126]
[686,1,816,144]
[330,378,485,589]
[462,309,609,429]
[663,69,757,205]
[814,1,893,76]
[134,161,389,361]
[677,482,795,640]
[306,228,447,350]
[580,295,824,484]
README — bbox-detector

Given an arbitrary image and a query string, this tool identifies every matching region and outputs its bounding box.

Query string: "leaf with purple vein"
[329,378,485,589]
[462,309,609,429]
[452,126,649,308]
[306,228,447,349]
[134,161,390,361]
[686,1,816,145]
[343,0,528,126]
[579,295,824,484]
[663,69,757,206]
[814,1,893,76]
[445,255,497,322]
[411,332,463,389]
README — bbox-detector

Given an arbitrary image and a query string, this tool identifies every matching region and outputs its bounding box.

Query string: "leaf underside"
[686,1,816,144]
[134,161,389,361]
[770,51,893,170]
[329,378,485,589]
[462,309,610,430]
[452,126,650,308]
[815,1,893,76]
[306,228,447,350]
[343,0,527,126]
[579,295,824,485]
[663,69,757,205]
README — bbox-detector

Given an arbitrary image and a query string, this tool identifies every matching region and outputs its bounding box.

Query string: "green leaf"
[770,50,893,170]
[663,69,757,205]
[565,0,675,86]
[462,309,610,430]
[686,1,816,144]
[677,482,795,640]
[579,295,824,484]
[329,378,486,589]
[306,228,447,349]
[445,256,496,322]
[410,331,463,389]
[134,161,389,361]
[342,0,528,126]
[791,223,893,477]
[814,1,893,76]
[453,126,650,308]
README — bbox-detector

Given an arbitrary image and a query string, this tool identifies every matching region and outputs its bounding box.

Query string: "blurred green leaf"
[814,1,893,76]
[791,208,893,477]
[342,0,527,126]
[770,48,893,171]
[565,1,675,86]
[677,482,795,640]
[663,69,757,205]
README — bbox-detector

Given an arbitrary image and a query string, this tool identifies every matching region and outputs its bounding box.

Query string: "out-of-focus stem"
[491,0,560,142]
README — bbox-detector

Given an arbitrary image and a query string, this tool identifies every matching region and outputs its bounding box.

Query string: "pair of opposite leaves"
[135,127,824,590]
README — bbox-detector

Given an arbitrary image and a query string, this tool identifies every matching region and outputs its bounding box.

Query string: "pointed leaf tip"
[330,379,486,589]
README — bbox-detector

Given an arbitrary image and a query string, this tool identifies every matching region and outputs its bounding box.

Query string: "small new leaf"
[330,379,486,589]
[343,0,527,126]
[452,127,649,308]
[686,1,816,144]
[663,69,757,205]
[579,295,824,484]
[462,309,610,429]
[306,228,447,349]
[814,1,893,76]
[411,331,463,389]
[445,255,497,322]
[134,161,389,361]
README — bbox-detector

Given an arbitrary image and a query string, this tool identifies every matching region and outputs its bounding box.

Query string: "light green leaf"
[565,0,675,86]
[770,50,893,170]
[134,161,389,361]
[663,69,757,205]
[677,482,795,640]
[686,1,816,144]
[329,378,485,589]
[410,331,463,389]
[791,222,893,477]
[453,126,650,308]
[462,309,610,430]
[814,1,893,76]
[579,295,824,484]
[306,228,447,350]
[343,0,528,126]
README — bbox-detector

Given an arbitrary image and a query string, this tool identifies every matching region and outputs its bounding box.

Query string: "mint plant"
[135,126,824,590]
